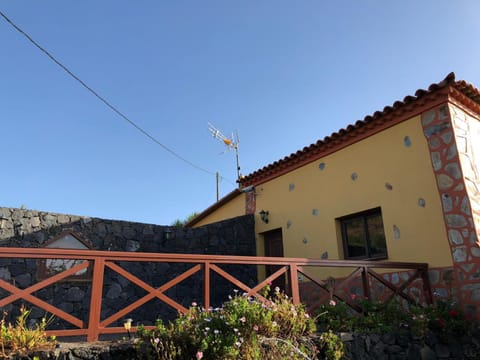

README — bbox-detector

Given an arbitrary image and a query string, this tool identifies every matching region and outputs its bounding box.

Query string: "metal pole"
[235,145,241,183]
[216,172,220,201]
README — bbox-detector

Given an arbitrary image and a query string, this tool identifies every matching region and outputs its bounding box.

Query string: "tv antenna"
[208,123,241,182]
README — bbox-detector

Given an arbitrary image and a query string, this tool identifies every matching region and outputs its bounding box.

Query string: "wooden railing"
[0,248,432,341]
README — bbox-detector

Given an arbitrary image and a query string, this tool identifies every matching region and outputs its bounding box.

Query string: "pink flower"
[239,316,246,323]
[350,294,357,301]
[192,302,197,307]
[253,325,259,332]
[196,351,204,359]
[329,300,336,306]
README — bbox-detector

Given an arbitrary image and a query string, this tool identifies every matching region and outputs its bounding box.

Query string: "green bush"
[315,296,473,343]
[136,289,475,359]
[417,299,470,342]
[137,287,321,359]
[318,330,344,360]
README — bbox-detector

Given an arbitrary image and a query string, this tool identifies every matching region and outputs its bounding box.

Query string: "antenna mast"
[208,123,241,181]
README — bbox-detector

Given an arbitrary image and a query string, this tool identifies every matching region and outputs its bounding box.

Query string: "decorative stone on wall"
[0,207,257,328]
[421,103,480,319]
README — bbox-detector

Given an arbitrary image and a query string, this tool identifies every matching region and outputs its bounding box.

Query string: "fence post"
[204,261,210,310]
[289,264,300,305]
[420,267,433,304]
[87,258,105,341]
[361,266,370,300]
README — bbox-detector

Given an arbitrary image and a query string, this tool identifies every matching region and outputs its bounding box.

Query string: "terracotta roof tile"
[240,72,480,187]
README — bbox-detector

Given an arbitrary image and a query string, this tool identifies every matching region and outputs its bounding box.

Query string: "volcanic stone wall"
[0,207,256,329]
[421,104,480,318]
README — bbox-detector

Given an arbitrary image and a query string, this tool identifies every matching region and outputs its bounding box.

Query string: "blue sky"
[1,1,479,225]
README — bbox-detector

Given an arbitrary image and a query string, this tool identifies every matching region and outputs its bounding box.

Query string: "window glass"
[367,214,387,258]
[340,208,387,260]
[343,218,367,258]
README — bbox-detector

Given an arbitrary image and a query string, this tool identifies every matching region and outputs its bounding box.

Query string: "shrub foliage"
[0,306,56,357]
[136,286,323,360]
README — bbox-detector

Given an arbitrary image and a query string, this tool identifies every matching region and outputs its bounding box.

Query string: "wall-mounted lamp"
[259,210,269,224]
[163,228,176,240]
[123,318,132,338]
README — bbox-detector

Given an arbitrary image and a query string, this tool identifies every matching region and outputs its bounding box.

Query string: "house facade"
[188,73,480,317]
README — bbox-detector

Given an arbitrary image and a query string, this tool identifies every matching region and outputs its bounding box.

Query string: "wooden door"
[263,228,286,291]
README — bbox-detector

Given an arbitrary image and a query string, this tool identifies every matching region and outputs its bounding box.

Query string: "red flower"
[449,309,459,317]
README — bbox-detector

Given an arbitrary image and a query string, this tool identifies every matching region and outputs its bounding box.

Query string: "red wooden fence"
[0,247,432,341]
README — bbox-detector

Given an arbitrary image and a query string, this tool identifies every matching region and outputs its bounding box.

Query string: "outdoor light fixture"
[163,228,175,240]
[123,318,132,339]
[259,210,269,224]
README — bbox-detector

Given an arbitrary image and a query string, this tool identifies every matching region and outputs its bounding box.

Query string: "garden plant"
[315,294,476,344]
[0,292,476,359]
[136,289,478,359]
[136,286,342,360]
[0,306,56,358]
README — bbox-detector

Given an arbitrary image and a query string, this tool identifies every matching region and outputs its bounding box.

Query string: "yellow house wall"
[255,115,452,269]
[193,193,246,227]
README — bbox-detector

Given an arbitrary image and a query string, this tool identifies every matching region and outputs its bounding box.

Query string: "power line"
[0,9,236,186]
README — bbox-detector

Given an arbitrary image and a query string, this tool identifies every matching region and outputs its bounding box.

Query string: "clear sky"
[1,1,479,225]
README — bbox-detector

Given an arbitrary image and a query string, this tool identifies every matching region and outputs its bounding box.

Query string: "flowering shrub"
[316,296,473,343]
[137,287,320,359]
[415,299,470,342]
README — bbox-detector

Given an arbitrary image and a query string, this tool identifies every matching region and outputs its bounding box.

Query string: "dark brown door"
[263,228,286,291]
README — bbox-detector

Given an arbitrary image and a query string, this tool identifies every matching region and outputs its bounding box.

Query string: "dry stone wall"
[7,330,480,360]
[0,207,256,329]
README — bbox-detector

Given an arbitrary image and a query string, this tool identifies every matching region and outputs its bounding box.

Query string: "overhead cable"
[0,10,235,185]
